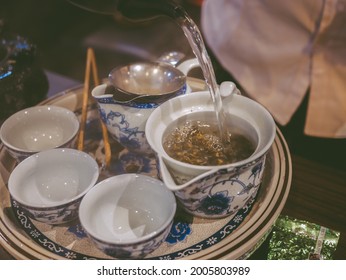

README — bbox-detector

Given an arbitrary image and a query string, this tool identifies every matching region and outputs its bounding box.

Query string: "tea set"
[0,55,276,259]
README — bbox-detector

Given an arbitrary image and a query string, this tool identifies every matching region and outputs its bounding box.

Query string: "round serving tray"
[0,78,292,259]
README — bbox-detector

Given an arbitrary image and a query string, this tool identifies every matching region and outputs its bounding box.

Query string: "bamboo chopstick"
[77,48,111,168]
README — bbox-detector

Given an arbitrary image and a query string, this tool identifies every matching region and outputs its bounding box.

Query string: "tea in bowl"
[8,148,99,225]
[0,105,80,161]
[79,174,176,259]
[145,82,276,218]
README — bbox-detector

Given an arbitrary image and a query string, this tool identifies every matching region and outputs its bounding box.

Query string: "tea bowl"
[0,105,80,161]
[79,174,176,259]
[145,82,276,218]
[8,148,99,225]
[92,58,199,155]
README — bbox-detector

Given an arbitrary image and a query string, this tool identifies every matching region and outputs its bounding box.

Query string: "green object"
[268,215,340,260]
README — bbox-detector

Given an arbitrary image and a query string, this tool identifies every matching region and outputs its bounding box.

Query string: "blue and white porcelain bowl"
[0,105,80,161]
[8,148,99,225]
[145,82,276,219]
[79,174,176,259]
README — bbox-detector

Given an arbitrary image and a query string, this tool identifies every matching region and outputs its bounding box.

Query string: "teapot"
[145,82,276,218]
[92,56,199,154]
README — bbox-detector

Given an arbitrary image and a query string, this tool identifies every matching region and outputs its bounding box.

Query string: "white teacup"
[145,82,276,218]
[0,105,80,162]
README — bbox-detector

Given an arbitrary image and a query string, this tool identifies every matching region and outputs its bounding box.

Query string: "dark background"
[0,0,199,81]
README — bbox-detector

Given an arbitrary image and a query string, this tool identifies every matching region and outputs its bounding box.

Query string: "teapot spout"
[91,84,113,101]
[92,84,137,104]
[158,156,220,192]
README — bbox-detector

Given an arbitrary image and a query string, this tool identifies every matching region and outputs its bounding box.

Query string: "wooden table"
[251,155,345,260]
[282,154,346,259]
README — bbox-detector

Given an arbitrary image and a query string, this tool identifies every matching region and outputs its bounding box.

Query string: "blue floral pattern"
[165,222,192,245]
[99,107,147,152]
[199,191,232,216]
[12,197,81,225]
[174,157,266,218]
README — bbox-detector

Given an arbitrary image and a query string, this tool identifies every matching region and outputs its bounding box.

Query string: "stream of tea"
[113,0,231,145]
[173,6,231,145]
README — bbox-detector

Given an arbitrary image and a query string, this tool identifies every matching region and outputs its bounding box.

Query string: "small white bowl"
[0,105,80,161]
[8,148,99,225]
[79,174,176,259]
